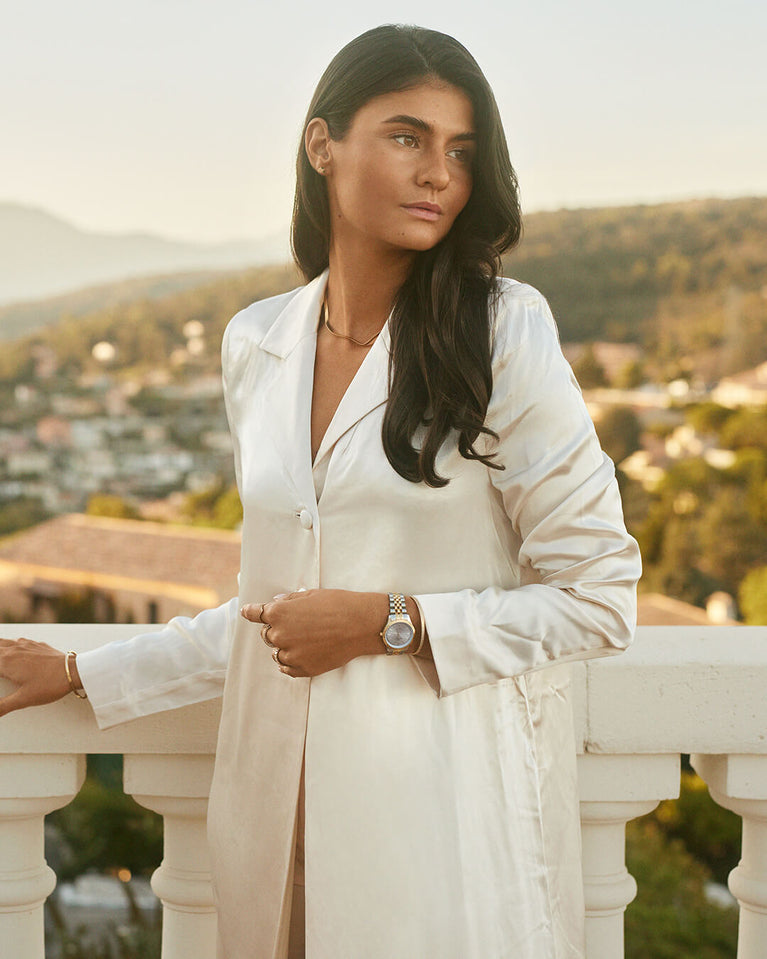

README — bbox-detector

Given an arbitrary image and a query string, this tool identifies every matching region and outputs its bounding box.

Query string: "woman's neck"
[325,239,414,341]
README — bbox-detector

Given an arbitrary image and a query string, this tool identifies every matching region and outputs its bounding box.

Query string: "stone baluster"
[692,754,767,959]
[125,753,217,959]
[0,754,85,959]
[578,753,680,959]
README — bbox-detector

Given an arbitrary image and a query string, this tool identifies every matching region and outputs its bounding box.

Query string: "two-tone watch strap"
[390,592,407,617]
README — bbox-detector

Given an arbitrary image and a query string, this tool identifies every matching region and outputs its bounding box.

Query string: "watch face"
[385,621,415,649]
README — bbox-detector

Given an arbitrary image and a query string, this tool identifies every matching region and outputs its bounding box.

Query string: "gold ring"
[257,603,266,623]
[261,623,276,648]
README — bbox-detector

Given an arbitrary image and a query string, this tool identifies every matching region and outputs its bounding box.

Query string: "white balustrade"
[0,754,85,959]
[126,753,217,959]
[0,623,765,959]
[578,753,680,959]
[691,755,767,959]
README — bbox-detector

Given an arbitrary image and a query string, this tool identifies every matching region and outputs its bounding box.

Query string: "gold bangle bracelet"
[65,651,88,700]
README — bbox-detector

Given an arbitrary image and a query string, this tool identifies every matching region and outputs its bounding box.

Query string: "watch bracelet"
[383,592,424,655]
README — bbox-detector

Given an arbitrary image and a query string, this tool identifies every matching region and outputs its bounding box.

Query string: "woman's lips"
[402,203,442,221]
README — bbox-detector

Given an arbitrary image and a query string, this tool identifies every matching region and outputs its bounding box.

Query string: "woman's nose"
[416,149,450,190]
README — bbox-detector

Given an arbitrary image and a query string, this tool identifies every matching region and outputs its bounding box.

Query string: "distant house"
[0,514,240,625]
[712,361,767,408]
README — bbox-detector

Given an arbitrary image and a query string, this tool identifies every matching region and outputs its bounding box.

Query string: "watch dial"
[385,621,414,649]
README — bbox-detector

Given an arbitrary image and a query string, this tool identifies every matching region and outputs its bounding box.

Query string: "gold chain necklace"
[321,294,380,348]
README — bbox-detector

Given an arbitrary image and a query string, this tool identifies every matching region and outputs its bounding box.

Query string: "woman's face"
[318,80,476,257]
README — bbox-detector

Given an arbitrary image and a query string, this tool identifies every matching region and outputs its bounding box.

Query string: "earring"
[317,165,326,175]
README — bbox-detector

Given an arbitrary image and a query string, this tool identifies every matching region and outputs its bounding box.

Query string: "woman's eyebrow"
[381,114,476,140]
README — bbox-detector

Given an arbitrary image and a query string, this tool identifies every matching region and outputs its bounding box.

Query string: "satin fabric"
[77,271,641,959]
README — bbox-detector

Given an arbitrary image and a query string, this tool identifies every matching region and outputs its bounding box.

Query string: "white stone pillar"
[0,754,85,959]
[578,753,680,959]
[125,753,217,959]
[692,753,767,959]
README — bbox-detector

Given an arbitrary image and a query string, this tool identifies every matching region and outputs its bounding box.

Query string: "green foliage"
[504,197,767,366]
[739,566,767,623]
[684,402,734,436]
[615,359,646,389]
[696,486,767,589]
[181,480,242,529]
[634,445,767,607]
[719,407,767,452]
[47,758,163,881]
[0,496,50,535]
[86,494,140,520]
[615,470,651,530]
[596,406,642,465]
[625,817,738,959]
[651,771,742,885]
[50,918,161,959]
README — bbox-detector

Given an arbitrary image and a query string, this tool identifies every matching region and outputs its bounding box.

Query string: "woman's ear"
[305,118,332,176]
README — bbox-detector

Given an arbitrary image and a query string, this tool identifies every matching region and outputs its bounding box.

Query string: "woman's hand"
[0,638,76,717]
[241,589,415,678]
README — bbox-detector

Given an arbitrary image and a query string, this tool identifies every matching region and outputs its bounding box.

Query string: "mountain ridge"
[0,201,289,307]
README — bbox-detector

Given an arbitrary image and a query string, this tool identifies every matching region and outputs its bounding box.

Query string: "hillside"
[0,268,236,342]
[0,261,301,383]
[1,196,765,384]
[506,196,767,379]
[0,202,289,307]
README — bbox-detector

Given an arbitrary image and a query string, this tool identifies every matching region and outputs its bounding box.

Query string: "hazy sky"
[3,0,765,243]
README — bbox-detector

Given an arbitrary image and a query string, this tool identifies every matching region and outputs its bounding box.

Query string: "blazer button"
[298,508,313,530]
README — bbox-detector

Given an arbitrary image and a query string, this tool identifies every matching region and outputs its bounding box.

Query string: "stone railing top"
[0,625,221,755]
[584,625,767,755]
[0,624,765,757]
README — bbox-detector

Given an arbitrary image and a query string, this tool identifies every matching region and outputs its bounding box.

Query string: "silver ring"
[257,603,266,623]
[261,623,276,648]
[272,647,285,666]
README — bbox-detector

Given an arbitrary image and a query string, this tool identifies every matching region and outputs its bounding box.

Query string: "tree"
[86,493,139,520]
[625,817,738,959]
[615,359,645,389]
[182,479,242,529]
[697,487,767,594]
[571,344,608,389]
[595,406,642,465]
[685,402,733,437]
[720,406,767,453]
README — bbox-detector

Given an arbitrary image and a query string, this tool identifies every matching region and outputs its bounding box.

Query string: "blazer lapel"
[255,269,392,496]
[258,273,326,507]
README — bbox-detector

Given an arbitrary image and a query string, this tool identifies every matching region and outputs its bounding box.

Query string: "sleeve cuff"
[411,591,483,697]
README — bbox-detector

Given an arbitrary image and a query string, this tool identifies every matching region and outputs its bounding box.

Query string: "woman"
[0,24,641,959]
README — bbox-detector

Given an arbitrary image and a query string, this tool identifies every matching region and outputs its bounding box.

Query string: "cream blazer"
[78,271,641,959]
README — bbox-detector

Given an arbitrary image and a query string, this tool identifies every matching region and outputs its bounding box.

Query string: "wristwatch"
[380,593,416,654]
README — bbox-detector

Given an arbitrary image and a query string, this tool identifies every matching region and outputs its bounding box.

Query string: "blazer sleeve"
[75,597,238,728]
[413,284,642,697]
[75,322,244,729]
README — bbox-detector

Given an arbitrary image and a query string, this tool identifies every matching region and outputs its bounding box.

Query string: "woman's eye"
[393,133,418,147]
[447,147,471,162]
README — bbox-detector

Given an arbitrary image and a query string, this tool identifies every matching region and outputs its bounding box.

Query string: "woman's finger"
[240,604,268,622]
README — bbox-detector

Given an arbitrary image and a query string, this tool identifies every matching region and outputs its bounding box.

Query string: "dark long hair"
[291,24,522,486]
